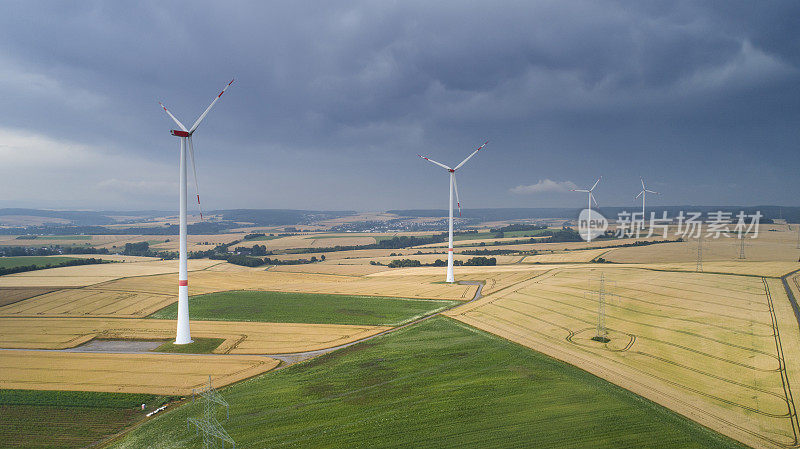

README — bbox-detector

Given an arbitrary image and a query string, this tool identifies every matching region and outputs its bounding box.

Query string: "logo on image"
[578,208,608,242]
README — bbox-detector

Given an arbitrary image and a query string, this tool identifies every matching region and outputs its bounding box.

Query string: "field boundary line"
[764,277,800,446]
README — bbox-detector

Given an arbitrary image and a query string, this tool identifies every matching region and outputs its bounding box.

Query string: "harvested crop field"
[0,350,279,395]
[0,317,390,354]
[522,248,611,263]
[0,286,175,317]
[447,266,799,448]
[605,234,800,264]
[110,270,479,301]
[0,287,71,307]
[0,259,222,287]
[367,265,550,296]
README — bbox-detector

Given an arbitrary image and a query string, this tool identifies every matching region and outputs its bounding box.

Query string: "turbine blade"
[418,154,452,170]
[571,189,589,193]
[590,176,602,191]
[453,174,461,217]
[187,136,203,220]
[159,102,188,132]
[636,190,644,199]
[189,78,235,133]
[641,177,646,190]
[591,193,598,207]
[454,140,488,170]
[646,189,659,194]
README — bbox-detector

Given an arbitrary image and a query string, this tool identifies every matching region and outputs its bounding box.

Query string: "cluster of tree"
[244,233,266,240]
[0,258,105,276]
[265,255,324,265]
[379,256,497,268]
[539,227,584,242]
[224,254,265,267]
[222,253,326,267]
[460,256,497,266]
[0,246,110,257]
[386,259,422,268]
[236,244,272,256]
[121,242,177,260]
[461,249,533,256]
[489,224,547,233]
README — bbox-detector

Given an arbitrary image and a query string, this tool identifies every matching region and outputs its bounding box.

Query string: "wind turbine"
[572,176,601,242]
[159,79,234,344]
[419,140,488,283]
[636,177,659,224]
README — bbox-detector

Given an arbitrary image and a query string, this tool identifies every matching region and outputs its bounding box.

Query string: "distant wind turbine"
[572,176,602,242]
[636,177,659,223]
[419,141,488,283]
[159,79,234,344]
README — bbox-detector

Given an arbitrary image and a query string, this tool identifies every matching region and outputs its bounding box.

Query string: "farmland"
[108,317,744,449]
[0,390,169,449]
[149,290,458,326]
[447,265,799,448]
[0,256,81,269]
[0,222,798,448]
[0,317,390,353]
[0,350,279,395]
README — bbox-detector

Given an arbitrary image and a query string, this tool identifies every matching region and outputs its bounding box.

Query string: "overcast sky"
[0,1,798,211]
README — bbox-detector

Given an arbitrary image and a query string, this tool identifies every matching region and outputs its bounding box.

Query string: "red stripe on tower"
[178,280,188,286]
[448,248,454,252]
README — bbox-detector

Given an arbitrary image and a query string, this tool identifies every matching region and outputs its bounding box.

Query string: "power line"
[738,234,746,260]
[587,273,617,343]
[188,376,235,449]
[696,232,703,272]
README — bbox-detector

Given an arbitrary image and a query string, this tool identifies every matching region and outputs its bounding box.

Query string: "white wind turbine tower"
[419,141,488,283]
[571,176,601,242]
[159,79,234,344]
[636,177,659,225]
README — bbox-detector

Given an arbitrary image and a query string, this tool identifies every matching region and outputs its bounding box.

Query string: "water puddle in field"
[66,339,165,353]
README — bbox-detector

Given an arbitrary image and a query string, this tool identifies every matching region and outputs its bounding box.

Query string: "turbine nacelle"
[170,130,190,138]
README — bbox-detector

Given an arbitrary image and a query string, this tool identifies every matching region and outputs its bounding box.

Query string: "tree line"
[0,258,105,276]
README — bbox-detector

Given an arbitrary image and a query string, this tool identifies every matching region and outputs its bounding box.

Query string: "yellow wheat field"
[0,317,391,354]
[0,350,279,395]
[606,231,800,264]
[267,263,391,276]
[521,248,611,263]
[447,265,800,449]
[0,259,222,287]
[0,269,477,318]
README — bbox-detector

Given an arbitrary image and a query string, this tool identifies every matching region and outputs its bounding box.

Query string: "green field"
[110,317,744,449]
[15,235,91,241]
[149,291,457,326]
[154,337,225,354]
[0,256,80,269]
[0,390,168,449]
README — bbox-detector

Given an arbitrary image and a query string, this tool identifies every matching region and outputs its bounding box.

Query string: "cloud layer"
[510,179,578,195]
[0,1,797,210]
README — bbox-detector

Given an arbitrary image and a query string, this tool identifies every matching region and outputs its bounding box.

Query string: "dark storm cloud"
[0,1,797,210]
